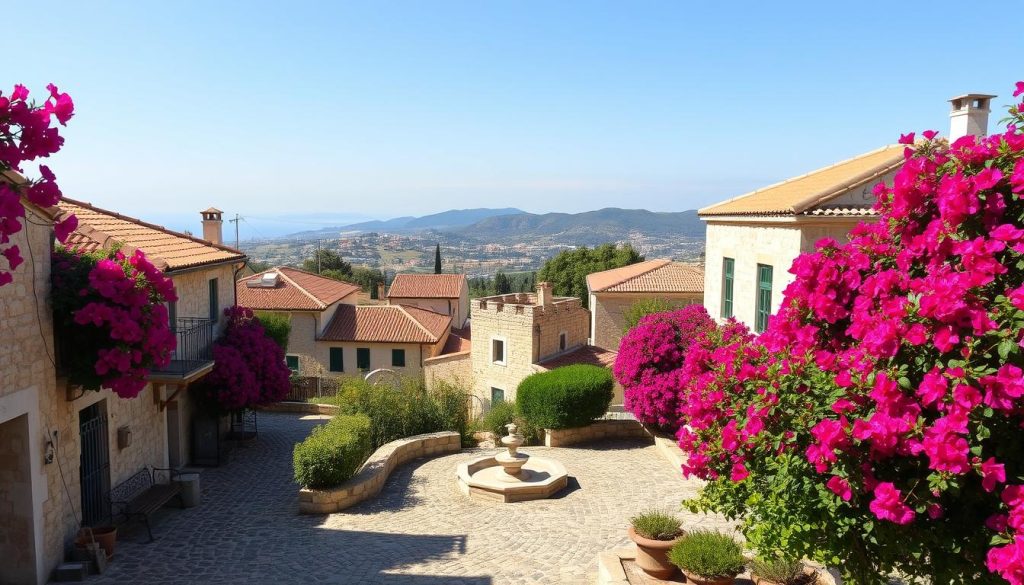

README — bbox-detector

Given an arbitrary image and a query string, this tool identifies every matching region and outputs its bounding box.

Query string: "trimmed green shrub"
[482,400,517,438]
[319,377,469,448]
[750,557,813,585]
[516,364,614,429]
[667,530,745,580]
[255,311,291,352]
[293,414,372,489]
[630,509,683,541]
[622,298,675,332]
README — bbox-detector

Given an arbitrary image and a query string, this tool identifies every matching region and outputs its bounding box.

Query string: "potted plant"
[750,557,816,585]
[627,509,684,579]
[667,529,744,585]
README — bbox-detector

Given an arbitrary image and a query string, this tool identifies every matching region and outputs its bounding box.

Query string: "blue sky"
[4,1,1021,237]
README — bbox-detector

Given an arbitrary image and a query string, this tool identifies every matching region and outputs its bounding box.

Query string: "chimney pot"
[201,207,224,245]
[948,93,996,141]
[537,281,552,307]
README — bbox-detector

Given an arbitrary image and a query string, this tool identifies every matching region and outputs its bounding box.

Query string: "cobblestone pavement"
[82,412,731,585]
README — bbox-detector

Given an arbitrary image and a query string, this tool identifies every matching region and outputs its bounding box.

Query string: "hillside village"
[2,85,1012,584]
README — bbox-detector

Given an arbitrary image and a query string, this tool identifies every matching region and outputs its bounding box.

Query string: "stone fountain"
[457,423,569,502]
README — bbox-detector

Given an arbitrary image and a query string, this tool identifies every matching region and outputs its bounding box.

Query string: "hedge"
[516,364,614,429]
[293,414,372,489]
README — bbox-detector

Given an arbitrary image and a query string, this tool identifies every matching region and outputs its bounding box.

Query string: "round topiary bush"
[516,364,614,429]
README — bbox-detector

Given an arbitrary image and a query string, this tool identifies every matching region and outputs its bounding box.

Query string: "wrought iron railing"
[149,317,215,378]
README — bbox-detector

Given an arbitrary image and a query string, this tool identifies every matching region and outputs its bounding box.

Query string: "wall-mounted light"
[44,438,55,465]
[117,426,132,450]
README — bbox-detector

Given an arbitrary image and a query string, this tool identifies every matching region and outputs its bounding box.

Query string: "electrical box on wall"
[117,425,132,450]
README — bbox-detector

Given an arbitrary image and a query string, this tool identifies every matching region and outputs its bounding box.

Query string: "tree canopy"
[537,243,643,307]
[301,249,351,276]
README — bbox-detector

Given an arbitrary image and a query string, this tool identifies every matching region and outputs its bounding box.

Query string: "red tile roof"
[320,304,451,344]
[536,345,618,370]
[387,273,467,299]
[237,267,361,311]
[58,198,245,272]
[587,260,704,294]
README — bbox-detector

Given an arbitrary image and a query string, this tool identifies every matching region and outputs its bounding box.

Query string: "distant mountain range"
[287,207,704,244]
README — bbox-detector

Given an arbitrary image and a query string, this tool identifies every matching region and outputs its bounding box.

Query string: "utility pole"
[228,214,240,249]
[316,239,322,274]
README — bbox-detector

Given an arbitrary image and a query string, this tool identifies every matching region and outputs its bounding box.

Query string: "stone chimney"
[949,93,996,141]
[537,281,552,307]
[201,207,224,245]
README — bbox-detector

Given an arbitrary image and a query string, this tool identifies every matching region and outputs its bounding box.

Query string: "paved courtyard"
[83,412,729,585]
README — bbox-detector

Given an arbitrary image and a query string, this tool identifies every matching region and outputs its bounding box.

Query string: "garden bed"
[543,418,652,447]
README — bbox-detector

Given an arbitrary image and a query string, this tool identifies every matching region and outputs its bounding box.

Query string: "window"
[391,349,406,367]
[329,348,344,372]
[559,331,567,352]
[356,348,371,370]
[208,278,219,322]
[491,388,505,404]
[168,301,177,330]
[491,337,505,365]
[721,258,735,319]
[756,264,773,333]
[285,355,299,373]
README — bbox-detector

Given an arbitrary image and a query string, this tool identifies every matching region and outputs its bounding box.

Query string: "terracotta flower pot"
[628,525,682,580]
[75,526,117,560]
[680,570,736,585]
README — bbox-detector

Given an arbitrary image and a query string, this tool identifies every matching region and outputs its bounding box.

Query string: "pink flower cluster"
[54,247,178,398]
[613,305,717,428]
[1,83,77,287]
[195,306,290,411]
[645,82,1024,584]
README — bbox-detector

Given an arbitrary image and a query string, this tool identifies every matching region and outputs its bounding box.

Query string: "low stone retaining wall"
[259,401,340,416]
[298,431,461,514]
[543,418,653,447]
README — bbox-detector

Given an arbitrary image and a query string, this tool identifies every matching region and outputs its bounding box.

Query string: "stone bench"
[298,431,461,514]
[543,419,653,447]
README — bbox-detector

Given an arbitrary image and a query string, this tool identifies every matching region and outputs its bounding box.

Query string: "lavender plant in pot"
[627,509,684,579]
[750,557,816,585]
[667,529,744,585]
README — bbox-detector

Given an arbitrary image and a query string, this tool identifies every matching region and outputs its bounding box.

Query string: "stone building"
[236,266,361,376]
[385,273,469,329]
[466,282,591,407]
[586,259,704,350]
[0,188,245,584]
[700,93,995,332]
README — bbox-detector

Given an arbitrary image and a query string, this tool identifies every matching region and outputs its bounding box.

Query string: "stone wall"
[543,419,652,447]
[298,431,461,514]
[590,292,701,350]
[423,351,472,392]
[311,341,432,379]
[0,414,35,584]
[169,263,238,335]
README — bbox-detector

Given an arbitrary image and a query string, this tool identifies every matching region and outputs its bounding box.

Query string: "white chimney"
[537,281,552,307]
[949,93,996,141]
[201,207,224,245]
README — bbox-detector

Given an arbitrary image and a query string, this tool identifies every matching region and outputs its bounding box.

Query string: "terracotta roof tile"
[387,273,467,299]
[320,304,451,344]
[237,267,360,311]
[536,345,618,370]
[441,325,472,354]
[58,198,245,271]
[591,261,704,294]
[699,145,906,217]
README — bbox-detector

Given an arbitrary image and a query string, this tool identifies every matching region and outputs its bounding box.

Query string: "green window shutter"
[491,388,505,404]
[329,348,344,372]
[357,348,370,370]
[285,355,299,372]
[391,349,406,367]
[722,258,735,319]
[755,264,773,333]
[208,278,219,322]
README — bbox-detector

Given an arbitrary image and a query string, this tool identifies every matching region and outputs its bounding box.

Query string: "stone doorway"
[0,414,38,585]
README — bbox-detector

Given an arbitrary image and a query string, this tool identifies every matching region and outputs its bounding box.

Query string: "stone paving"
[81,412,731,585]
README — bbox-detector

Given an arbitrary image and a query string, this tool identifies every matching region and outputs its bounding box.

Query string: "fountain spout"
[495,423,529,479]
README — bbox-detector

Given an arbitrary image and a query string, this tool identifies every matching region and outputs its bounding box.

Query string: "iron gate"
[79,402,111,526]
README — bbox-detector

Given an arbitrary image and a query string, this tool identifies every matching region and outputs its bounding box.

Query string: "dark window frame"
[391,348,406,367]
[329,348,344,372]
[722,257,735,319]
[755,263,773,333]
[356,347,371,370]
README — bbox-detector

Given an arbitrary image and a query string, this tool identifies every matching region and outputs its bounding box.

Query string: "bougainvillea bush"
[52,246,178,398]
[613,305,716,428]
[672,82,1024,585]
[193,306,290,412]
[1,83,77,286]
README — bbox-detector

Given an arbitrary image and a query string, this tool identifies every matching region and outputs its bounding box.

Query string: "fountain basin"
[457,454,569,502]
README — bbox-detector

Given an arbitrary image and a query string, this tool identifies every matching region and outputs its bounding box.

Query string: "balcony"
[148,318,216,383]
